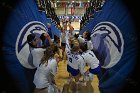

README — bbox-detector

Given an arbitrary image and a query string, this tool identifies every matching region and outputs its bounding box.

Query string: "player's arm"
[49,60,57,85]
[44,33,53,45]
[51,60,58,76]
[65,32,71,52]
[88,41,94,50]
[68,24,75,36]
[86,52,100,75]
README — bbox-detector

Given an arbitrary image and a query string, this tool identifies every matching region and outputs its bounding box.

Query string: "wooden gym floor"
[54,22,100,93]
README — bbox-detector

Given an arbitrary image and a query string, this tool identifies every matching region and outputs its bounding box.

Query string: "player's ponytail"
[41,46,55,64]
[71,40,80,52]
[80,42,88,52]
[27,33,37,48]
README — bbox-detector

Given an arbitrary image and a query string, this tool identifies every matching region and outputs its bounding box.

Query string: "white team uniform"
[65,32,85,76]
[33,58,57,89]
[81,50,100,80]
[78,36,93,50]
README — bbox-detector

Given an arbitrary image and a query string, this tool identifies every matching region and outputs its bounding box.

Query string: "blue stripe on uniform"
[67,65,79,76]
[89,65,101,74]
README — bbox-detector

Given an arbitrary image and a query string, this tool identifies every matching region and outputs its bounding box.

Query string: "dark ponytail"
[27,33,37,48]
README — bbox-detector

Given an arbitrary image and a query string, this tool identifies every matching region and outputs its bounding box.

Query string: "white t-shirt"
[33,58,57,89]
[82,50,99,69]
[31,48,45,68]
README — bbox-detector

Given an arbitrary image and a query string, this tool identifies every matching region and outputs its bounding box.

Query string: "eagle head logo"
[91,22,124,68]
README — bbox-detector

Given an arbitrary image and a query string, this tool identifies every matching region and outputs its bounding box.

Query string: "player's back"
[37,58,57,76]
[82,50,99,69]
[33,58,57,88]
[67,51,81,70]
[31,48,45,68]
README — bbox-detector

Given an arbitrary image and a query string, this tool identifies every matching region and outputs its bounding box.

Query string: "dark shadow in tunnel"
[0,0,22,93]
[121,0,140,93]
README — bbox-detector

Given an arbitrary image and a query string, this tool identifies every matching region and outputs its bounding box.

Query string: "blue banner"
[80,0,138,93]
[1,0,59,93]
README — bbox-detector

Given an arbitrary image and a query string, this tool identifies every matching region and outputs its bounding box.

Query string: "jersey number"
[89,53,94,57]
[69,58,72,63]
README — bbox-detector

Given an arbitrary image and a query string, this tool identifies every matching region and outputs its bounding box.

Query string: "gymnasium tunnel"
[0,0,139,93]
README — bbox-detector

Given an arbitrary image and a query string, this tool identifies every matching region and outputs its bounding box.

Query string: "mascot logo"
[16,21,47,69]
[91,22,124,68]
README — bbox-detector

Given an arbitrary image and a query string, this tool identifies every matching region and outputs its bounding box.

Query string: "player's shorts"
[61,43,66,47]
[89,65,101,74]
[67,65,80,76]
